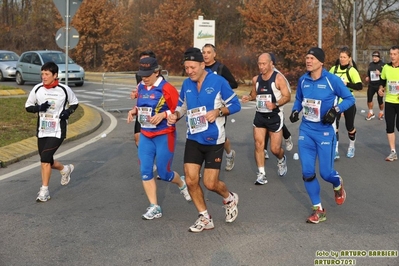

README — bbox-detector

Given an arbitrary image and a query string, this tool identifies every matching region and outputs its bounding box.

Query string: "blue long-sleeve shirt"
[177,71,241,145]
[293,68,355,131]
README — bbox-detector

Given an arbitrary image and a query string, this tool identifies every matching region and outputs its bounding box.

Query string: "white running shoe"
[225,150,236,171]
[347,147,355,158]
[142,205,162,220]
[385,150,398,162]
[334,151,340,160]
[255,172,268,185]
[285,136,294,151]
[264,150,269,159]
[60,164,74,186]
[189,215,215,233]
[36,187,50,202]
[223,192,239,223]
[179,176,192,201]
[277,155,287,176]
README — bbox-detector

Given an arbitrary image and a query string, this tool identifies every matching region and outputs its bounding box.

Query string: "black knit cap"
[307,47,325,63]
[183,47,204,62]
[372,51,380,58]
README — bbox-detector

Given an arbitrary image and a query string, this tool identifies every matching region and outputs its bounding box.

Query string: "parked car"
[0,50,19,81]
[15,50,85,86]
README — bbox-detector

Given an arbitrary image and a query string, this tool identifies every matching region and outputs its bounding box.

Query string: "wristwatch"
[218,108,224,117]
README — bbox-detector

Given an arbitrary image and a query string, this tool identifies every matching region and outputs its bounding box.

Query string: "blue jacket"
[293,68,355,131]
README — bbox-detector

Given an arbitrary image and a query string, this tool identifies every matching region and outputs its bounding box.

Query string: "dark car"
[15,50,85,86]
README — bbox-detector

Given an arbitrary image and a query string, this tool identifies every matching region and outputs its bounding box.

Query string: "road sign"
[56,27,80,50]
[53,0,83,23]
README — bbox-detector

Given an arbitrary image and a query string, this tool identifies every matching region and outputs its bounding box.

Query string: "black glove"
[59,109,71,120]
[37,101,50,112]
[289,110,299,123]
[322,107,338,124]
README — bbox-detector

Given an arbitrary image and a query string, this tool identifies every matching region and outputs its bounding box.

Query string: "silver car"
[15,50,85,86]
[0,50,19,81]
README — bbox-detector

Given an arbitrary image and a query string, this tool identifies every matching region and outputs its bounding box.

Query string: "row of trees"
[1,0,398,84]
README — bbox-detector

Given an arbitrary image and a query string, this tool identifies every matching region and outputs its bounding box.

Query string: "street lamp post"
[318,0,322,48]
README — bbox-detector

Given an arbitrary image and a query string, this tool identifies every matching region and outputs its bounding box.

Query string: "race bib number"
[302,98,322,122]
[187,106,208,134]
[256,94,272,113]
[370,71,380,81]
[39,113,59,134]
[387,81,399,95]
[137,107,156,128]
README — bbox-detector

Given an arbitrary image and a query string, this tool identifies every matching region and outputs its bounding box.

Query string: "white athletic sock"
[369,109,374,114]
[226,151,233,157]
[223,192,234,203]
[199,210,210,219]
[349,139,355,148]
[258,167,265,174]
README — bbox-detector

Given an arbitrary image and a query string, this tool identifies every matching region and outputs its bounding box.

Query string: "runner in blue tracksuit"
[290,47,355,224]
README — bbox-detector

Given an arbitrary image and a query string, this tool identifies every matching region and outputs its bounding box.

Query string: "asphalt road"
[0,92,398,265]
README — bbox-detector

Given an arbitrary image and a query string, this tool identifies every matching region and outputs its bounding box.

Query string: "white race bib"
[370,71,380,81]
[137,107,156,128]
[302,98,322,122]
[387,81,399,95]
[39,113,59,134]
[256,94,272,113]
[187,106,208,134]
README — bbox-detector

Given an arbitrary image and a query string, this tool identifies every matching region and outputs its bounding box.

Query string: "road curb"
[0,103,102,168]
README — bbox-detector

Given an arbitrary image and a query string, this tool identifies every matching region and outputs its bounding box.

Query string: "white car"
[0,50,19,81]
[15,50,85,86]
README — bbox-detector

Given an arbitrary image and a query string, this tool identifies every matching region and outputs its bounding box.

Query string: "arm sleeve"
[162,83,179,113]
[346,82,363,91]
[292,78,304,112]
[347,68,363,90]
[25,88,39,113]
[221,66,238,89]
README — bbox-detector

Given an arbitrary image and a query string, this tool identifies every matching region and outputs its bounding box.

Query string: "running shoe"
[334,151,340,160]
[334,176,346,205]
[142,205,162,220]
[385,150,398,162]
[285,136,294,151]
[264,150,269,159]
[365,112,375,121]
[60,164,74,186]
[179,176,192,202]
[188,215,215,233]
[36,187,51,202]
[306,206,326,224]
[223,192,239,223]
[378,113,384,120]
[277,155,287,176]
[346,147,355,158]
[254,172,268,185]
[225,150,236,171]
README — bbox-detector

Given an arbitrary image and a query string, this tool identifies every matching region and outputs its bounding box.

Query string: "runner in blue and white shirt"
[167,47,241,233]
[25,62,78,202]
